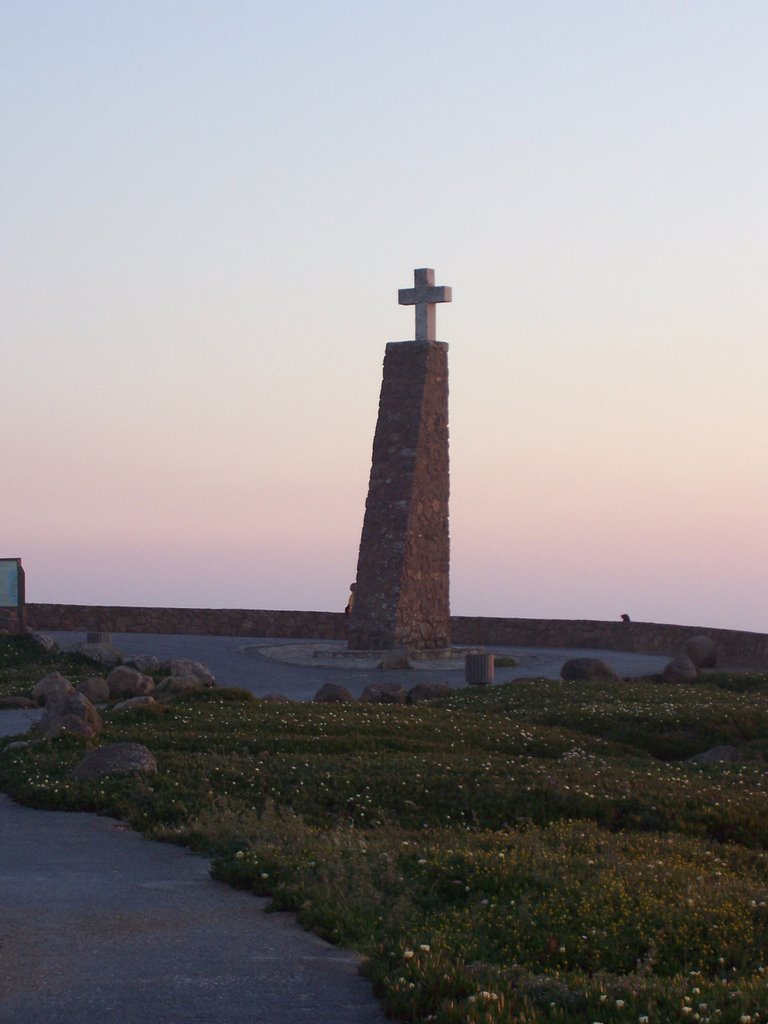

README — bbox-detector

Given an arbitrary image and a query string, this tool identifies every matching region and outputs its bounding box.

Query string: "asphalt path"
[43,631,670,702]
[0,795,387,1024]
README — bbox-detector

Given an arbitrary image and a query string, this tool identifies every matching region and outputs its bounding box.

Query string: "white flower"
[419,944,431,952]
[403,949,414,959]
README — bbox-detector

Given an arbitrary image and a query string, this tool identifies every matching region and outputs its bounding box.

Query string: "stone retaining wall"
[23,604,768,668]
[451,617,768,669]
[25,604,349,640]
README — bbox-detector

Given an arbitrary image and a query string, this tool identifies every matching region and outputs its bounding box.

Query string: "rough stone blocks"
[348,340,450,651]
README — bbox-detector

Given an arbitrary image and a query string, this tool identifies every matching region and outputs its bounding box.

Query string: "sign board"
[0,558,25,633]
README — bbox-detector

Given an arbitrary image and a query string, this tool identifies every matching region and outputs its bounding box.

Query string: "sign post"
[0,558,26,634]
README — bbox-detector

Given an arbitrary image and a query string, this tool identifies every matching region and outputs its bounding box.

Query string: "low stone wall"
[23,603,768,668]
[451,617,768,669]
[25,604,349,640]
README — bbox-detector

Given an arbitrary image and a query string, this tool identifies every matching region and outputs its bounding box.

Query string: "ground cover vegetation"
[2,634,768,1023]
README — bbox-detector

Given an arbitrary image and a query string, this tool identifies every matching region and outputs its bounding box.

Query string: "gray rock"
[0,696,37,710]
[124,654,161,674]
[407,682,452,704]
[360,682,407,704]
[30,633,59,654]
[158,659,215,687]
[31,672,75,706]
[688,745,742,764]
[156,675,203,696]
[5,740,32,750]
[663,655,698,684]
[261,694,292,703]
[683,635,717,668]
[76,676,110,703]
[112,696,157,712]
[560,658,621,683]
[35,691,102,740]
[74,642,123,670]
[107,666,156,700]
[313,683,354,703]
[71,742,157,781]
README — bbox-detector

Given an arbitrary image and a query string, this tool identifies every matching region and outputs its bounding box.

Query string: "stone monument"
[347,268,452,652]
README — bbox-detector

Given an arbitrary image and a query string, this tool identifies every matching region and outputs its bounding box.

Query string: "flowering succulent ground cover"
[2,635,768,1023]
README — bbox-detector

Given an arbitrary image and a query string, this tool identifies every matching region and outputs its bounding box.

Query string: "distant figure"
[345,583,357,617]
[621,613,631,623]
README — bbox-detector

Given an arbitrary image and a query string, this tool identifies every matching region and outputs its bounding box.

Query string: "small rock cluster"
[557,635,719,687]
[6,643,218,782]
[662,634,717,684]
[20,648,217,745]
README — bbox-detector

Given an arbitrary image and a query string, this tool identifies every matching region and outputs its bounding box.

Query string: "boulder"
[106,666,156,700]
[158,659,215,687]
[31,671,75,705]
[112,696,157,712]
[124,655,161,674]
[71,742,157,781]
[30,633,59,654]
[683,635,717,669]
[408,682,452,704]
[360,682,407,704]
[0,696,37,710]
[76,676,110,703]
[313,683,354,703]
[35,691,102,740]
[74,642,123,670]
[156,675,203,696]
[688,745,742,765]
[560,658,621,683]
[261,693,292,703]
[663,655,698,684]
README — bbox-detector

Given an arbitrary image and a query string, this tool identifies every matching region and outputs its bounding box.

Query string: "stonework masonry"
[22,604,768,669]
[347,339,450,651]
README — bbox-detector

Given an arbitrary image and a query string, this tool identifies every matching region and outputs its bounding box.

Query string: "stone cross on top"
[398,267,452,342]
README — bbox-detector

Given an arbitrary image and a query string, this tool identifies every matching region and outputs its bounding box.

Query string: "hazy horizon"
[4,2,766,634]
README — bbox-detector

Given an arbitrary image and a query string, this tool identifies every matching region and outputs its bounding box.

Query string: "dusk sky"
[3,1,767,632]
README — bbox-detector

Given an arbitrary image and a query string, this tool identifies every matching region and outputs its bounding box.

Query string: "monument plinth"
[347,269,451,652]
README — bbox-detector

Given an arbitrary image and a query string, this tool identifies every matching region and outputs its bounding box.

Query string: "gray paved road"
[45,631,670,701]
[0,795,388,1024]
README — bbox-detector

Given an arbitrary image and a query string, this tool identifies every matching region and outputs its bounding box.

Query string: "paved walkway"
[0,795,387,1024]
[45,631,670,701]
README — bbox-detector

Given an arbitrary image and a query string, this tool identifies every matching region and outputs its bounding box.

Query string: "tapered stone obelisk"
[347,268,452,652]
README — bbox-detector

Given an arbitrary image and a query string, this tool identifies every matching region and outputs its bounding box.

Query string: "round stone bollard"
[86,631,112,644]
[465,653,495,686]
